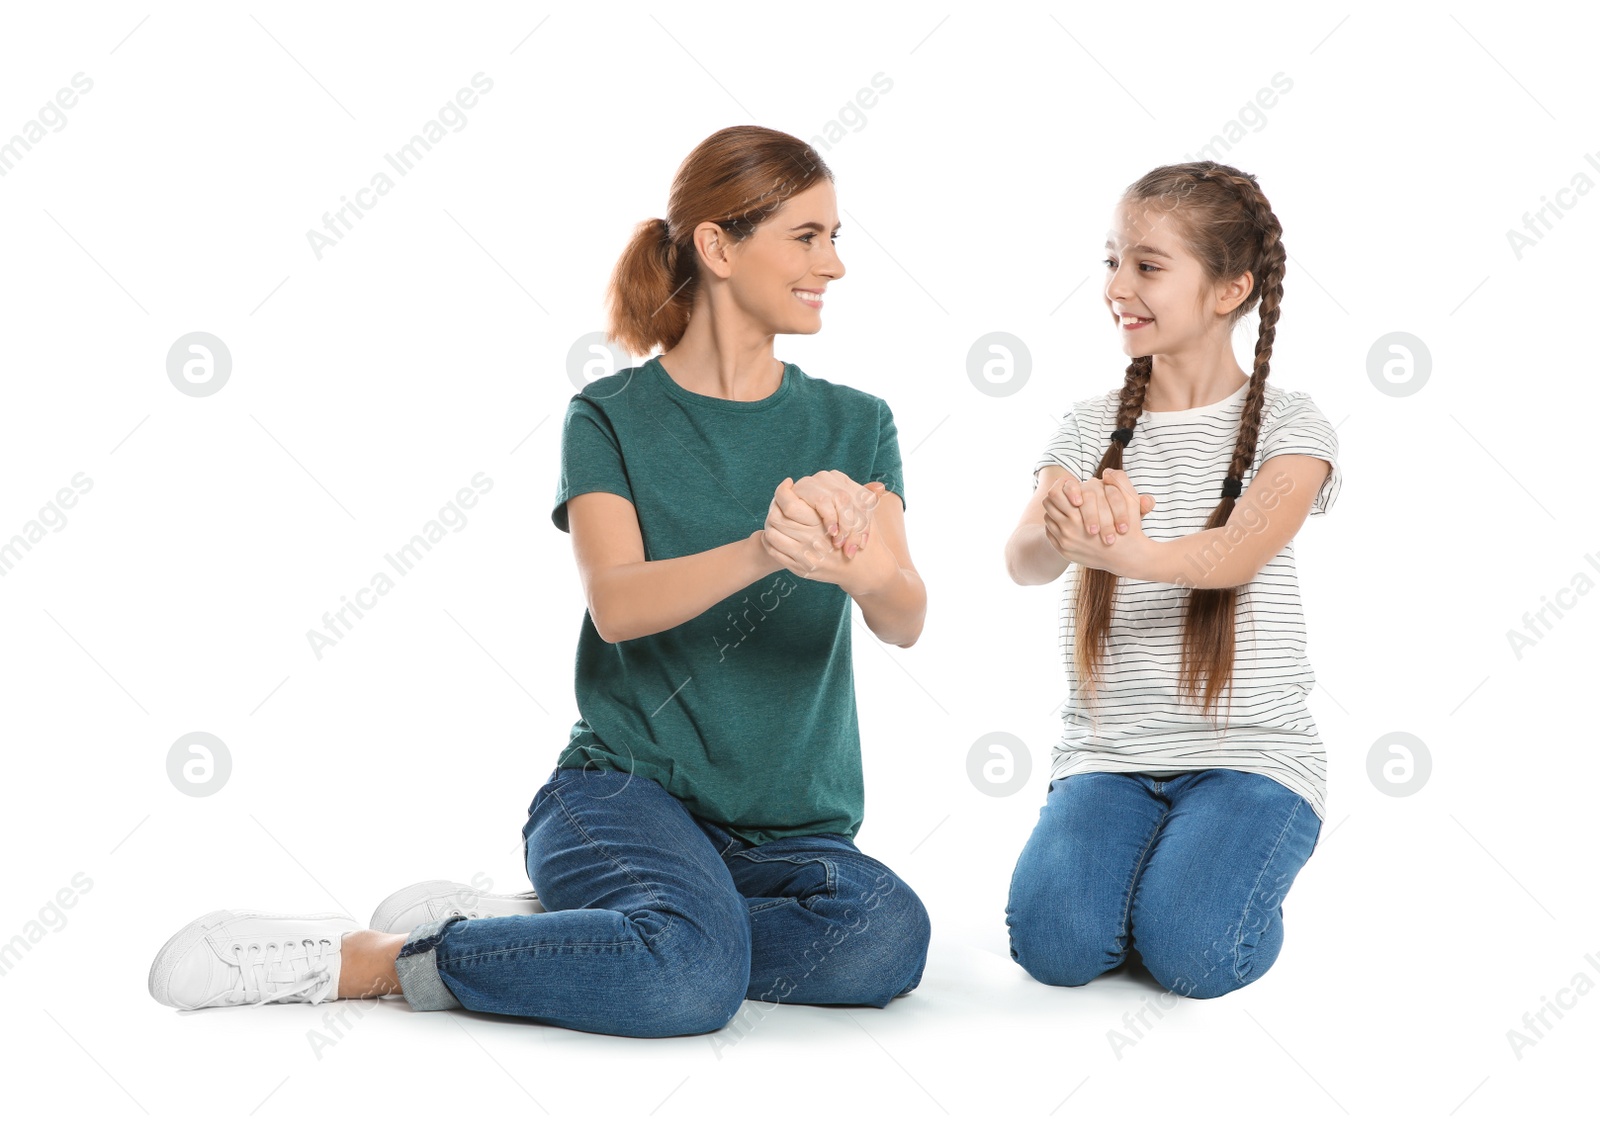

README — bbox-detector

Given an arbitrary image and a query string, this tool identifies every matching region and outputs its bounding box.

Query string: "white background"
[2,1,1595,1125]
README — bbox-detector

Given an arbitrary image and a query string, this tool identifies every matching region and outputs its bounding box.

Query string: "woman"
[148,126,931,1038]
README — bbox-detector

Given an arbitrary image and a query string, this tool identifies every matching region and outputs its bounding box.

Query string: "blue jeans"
[393,766,931,1037]
[1005,768,1320,999]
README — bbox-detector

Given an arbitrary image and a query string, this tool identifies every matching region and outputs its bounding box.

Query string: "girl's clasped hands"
[1043,469,1157,572]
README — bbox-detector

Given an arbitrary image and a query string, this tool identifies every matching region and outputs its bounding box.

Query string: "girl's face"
[1102,197,1246,358]
[718,178,844,335]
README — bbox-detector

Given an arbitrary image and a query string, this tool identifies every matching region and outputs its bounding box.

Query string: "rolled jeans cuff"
[394,914,467,1011]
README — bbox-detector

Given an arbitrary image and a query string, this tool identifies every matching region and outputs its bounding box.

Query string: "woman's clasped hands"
[761,470,892,595]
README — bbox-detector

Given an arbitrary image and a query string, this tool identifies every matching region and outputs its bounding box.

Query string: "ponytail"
[606,216,693,357]
[603,126,832,358]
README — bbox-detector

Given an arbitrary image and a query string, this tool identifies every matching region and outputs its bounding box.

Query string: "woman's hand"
[1044,468,1154,570]
[761,472,889,591]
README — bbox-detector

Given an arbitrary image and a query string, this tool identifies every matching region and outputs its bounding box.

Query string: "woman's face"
[716,178,844,336]
[1102,197,1248,358]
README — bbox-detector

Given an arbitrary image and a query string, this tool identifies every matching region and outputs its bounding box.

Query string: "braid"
[1073,355,1152,724]
[1214,171,1285,494]
[1178,167,1288,730]
[1073,161,1289,734]
[1102,356,1152,472]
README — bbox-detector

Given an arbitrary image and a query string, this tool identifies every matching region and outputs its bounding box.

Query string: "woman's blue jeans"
[393,765,931,1037]
[1006,768,1320,999]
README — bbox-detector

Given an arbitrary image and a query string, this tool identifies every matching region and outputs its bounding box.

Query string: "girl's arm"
[1102,455,1332,588]
[566,490,774,643]
[1006,465,1074,586]
[1006,465,1154,585]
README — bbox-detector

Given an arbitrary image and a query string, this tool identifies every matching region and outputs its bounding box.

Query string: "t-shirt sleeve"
[1258,391,1342,516]
[1033,407,1089,489]
[870,399,907,512]
[551,396,634,534]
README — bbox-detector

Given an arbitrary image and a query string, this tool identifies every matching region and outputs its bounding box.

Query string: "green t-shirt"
[550,355,906,844]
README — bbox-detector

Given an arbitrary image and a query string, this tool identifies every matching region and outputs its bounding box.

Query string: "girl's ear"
[1214,269,1254,317]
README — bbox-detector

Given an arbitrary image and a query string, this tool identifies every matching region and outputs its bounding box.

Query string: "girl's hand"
[1063,471,1156,546]
[761,473,888,589]
[1044,469,1154,568]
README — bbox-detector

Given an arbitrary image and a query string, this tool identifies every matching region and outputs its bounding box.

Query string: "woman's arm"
[835,490,924,648]
[566,490,773,643]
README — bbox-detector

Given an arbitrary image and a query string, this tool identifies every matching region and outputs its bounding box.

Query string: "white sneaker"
[148,910,357,1010]
[369,878,544,935]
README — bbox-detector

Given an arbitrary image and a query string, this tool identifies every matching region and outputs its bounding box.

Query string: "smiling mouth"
[1118,315,1153,329]
[793,289,824,308]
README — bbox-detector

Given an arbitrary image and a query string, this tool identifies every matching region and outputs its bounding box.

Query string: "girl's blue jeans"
[1006,768,1320,999]
[393,765,931,1037]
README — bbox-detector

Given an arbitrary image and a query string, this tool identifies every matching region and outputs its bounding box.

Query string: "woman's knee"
[879,879,932,1000]
[630,914,751,1036]
[828,866,932,1005]
[649,971,746,1035]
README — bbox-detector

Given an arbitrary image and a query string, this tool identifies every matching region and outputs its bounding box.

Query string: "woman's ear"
[693,221,734,280]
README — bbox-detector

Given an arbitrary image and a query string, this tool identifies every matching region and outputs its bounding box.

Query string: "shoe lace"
[185,936,340,1010]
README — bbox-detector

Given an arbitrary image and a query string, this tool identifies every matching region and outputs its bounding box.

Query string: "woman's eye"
[802,232,840,243]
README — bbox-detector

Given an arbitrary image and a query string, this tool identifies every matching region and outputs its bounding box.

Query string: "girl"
[1003,162,1341,999]
[148,126,932,1036]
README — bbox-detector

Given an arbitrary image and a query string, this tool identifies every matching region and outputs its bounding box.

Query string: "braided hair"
[1074,162,1288,729]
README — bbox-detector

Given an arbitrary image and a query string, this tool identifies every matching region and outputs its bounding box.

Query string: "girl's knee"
[1007,901,1125,987]
[1139,918,1284,1000]
[1145,949,1274,999]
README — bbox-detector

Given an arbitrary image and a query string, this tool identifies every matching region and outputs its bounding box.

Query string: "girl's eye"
[1104,257,1157,271]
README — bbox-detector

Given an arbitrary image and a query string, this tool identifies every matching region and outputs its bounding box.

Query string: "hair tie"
[1110,427,1134,445]
[656,217,672,244]
[1221,477,1242,499]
